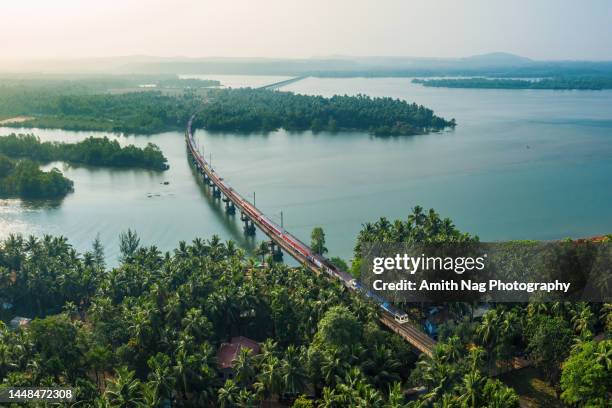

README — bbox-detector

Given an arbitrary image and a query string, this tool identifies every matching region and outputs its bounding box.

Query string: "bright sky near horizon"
[2,0,611,60]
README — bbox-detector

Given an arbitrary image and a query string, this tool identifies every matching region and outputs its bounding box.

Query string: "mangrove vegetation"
[0,133,169,171]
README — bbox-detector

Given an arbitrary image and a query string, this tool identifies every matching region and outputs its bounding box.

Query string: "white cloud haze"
[1,0,611,60]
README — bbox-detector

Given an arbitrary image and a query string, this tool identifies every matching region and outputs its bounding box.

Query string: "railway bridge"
[256,76,308,90]
[186,116,436,356]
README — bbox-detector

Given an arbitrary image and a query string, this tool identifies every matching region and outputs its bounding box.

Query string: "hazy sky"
[2,0,611,60]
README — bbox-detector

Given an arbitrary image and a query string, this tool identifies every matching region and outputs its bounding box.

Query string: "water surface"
[1,77,610,264]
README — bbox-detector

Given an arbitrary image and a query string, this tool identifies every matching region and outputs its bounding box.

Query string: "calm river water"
[1,76,611,264]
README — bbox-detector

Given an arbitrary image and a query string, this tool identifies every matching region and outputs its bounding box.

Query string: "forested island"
[0,133,169,171]
[198,89,454,136]
[0,154,73,199]
[0,209,609,406]
[412,77,612,90]
[0,76,455,136]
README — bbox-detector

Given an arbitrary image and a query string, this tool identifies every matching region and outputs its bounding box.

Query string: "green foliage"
[0,79,454,136]
[0,82,202,134]
[410,338,519,407]
[413,76,612,90]
[329,256,348,272]
[314,306,363,349]
[198,88,455,136]
[0,155,73,199]
[560,340,612,407]
[118,229,141,263]
[352,206,476,272]
[0,233,415,406]
[526,315,573,383]
[0,133,168,170]
[292,395,314,407]
[310,227,328,256]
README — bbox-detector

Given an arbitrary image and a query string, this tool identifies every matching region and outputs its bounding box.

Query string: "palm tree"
[104,367,143,408]
[218,379,240,408]
[362,345,401,390]
[320,387,339,408]
[417,356,456,404]
[173,348,193,399]
[476,309,501,370]
[236,388,258,408]
[408,206,426,228]
[234,347,255,387]
[443,336,464,364]
[594,341,612,370]
[147,353,176,402]
[321,348,350,387]
[458,371,485,408]
[139,382,160,408]
[280,345,308,398]
[600,303,612,332]
[255,354,282,405]
[255,242,269,264]
[570,302,594,335]
[385,382,407,408]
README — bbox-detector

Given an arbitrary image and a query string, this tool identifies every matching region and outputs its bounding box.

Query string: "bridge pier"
[212,184,221,199]
[268,241,283,261]
[244,221,256,236]
[223,197,236,215]
[240,212,256,235]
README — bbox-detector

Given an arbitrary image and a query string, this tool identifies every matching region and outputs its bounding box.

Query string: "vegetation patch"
[0,154,73,199]
[412,76,612,90]
[0,76,455,136]
[0,133,168,171]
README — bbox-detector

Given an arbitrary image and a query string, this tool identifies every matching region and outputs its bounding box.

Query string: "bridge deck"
[256,76,308,90]
[186,116,435,356]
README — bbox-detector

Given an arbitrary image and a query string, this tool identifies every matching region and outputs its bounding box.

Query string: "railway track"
[186,115,436,356]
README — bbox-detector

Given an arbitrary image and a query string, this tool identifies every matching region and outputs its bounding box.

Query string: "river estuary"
[1,76,611,264]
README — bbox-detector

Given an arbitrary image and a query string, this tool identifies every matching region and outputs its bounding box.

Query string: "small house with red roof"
[217,336,261,379]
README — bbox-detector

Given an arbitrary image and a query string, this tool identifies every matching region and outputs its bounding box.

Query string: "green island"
[0,154,73,199]
[412,77,612,90]
[197,89,455,136]
[0,133,169,171]
[0,76,455,136]
[1,208,609,407]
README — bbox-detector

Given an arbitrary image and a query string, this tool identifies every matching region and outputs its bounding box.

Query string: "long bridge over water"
[185,116,436,356]
[256,76,308,90]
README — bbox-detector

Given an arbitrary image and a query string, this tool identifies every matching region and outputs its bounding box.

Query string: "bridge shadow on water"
[186,153,259,253]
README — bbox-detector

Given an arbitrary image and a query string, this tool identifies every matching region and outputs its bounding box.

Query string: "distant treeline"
[197,88,455,136]
[0,87,201,133]
[0,134,169,171]
[0,77,454,136]
[412,77,612,90]
[0,154,73,199]
[156,77,219,88]
[0,75,219,93]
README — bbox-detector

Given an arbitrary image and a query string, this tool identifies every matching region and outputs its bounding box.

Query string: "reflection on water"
[1,76,611,266]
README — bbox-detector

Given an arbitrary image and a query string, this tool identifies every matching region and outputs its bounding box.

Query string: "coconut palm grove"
[0,207,610,407]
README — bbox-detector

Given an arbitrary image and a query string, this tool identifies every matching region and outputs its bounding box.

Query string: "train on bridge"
[186,116,435,355]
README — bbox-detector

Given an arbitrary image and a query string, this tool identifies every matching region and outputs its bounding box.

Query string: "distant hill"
[459,52,533,66]
[2,53,611,78]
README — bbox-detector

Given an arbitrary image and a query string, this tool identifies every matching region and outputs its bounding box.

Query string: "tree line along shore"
[0,133,168,199]
[0,76,456,136]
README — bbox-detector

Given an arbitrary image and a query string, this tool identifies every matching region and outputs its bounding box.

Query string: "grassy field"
[500,367,565,408]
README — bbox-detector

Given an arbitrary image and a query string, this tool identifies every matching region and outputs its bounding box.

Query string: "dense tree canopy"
[560,339,611,406]
[1,78,455,136]
[0,155,73,199]
[412,76,612,90]
[0,133,168,171]
[197,88,455,136]
[0,233,414,406]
